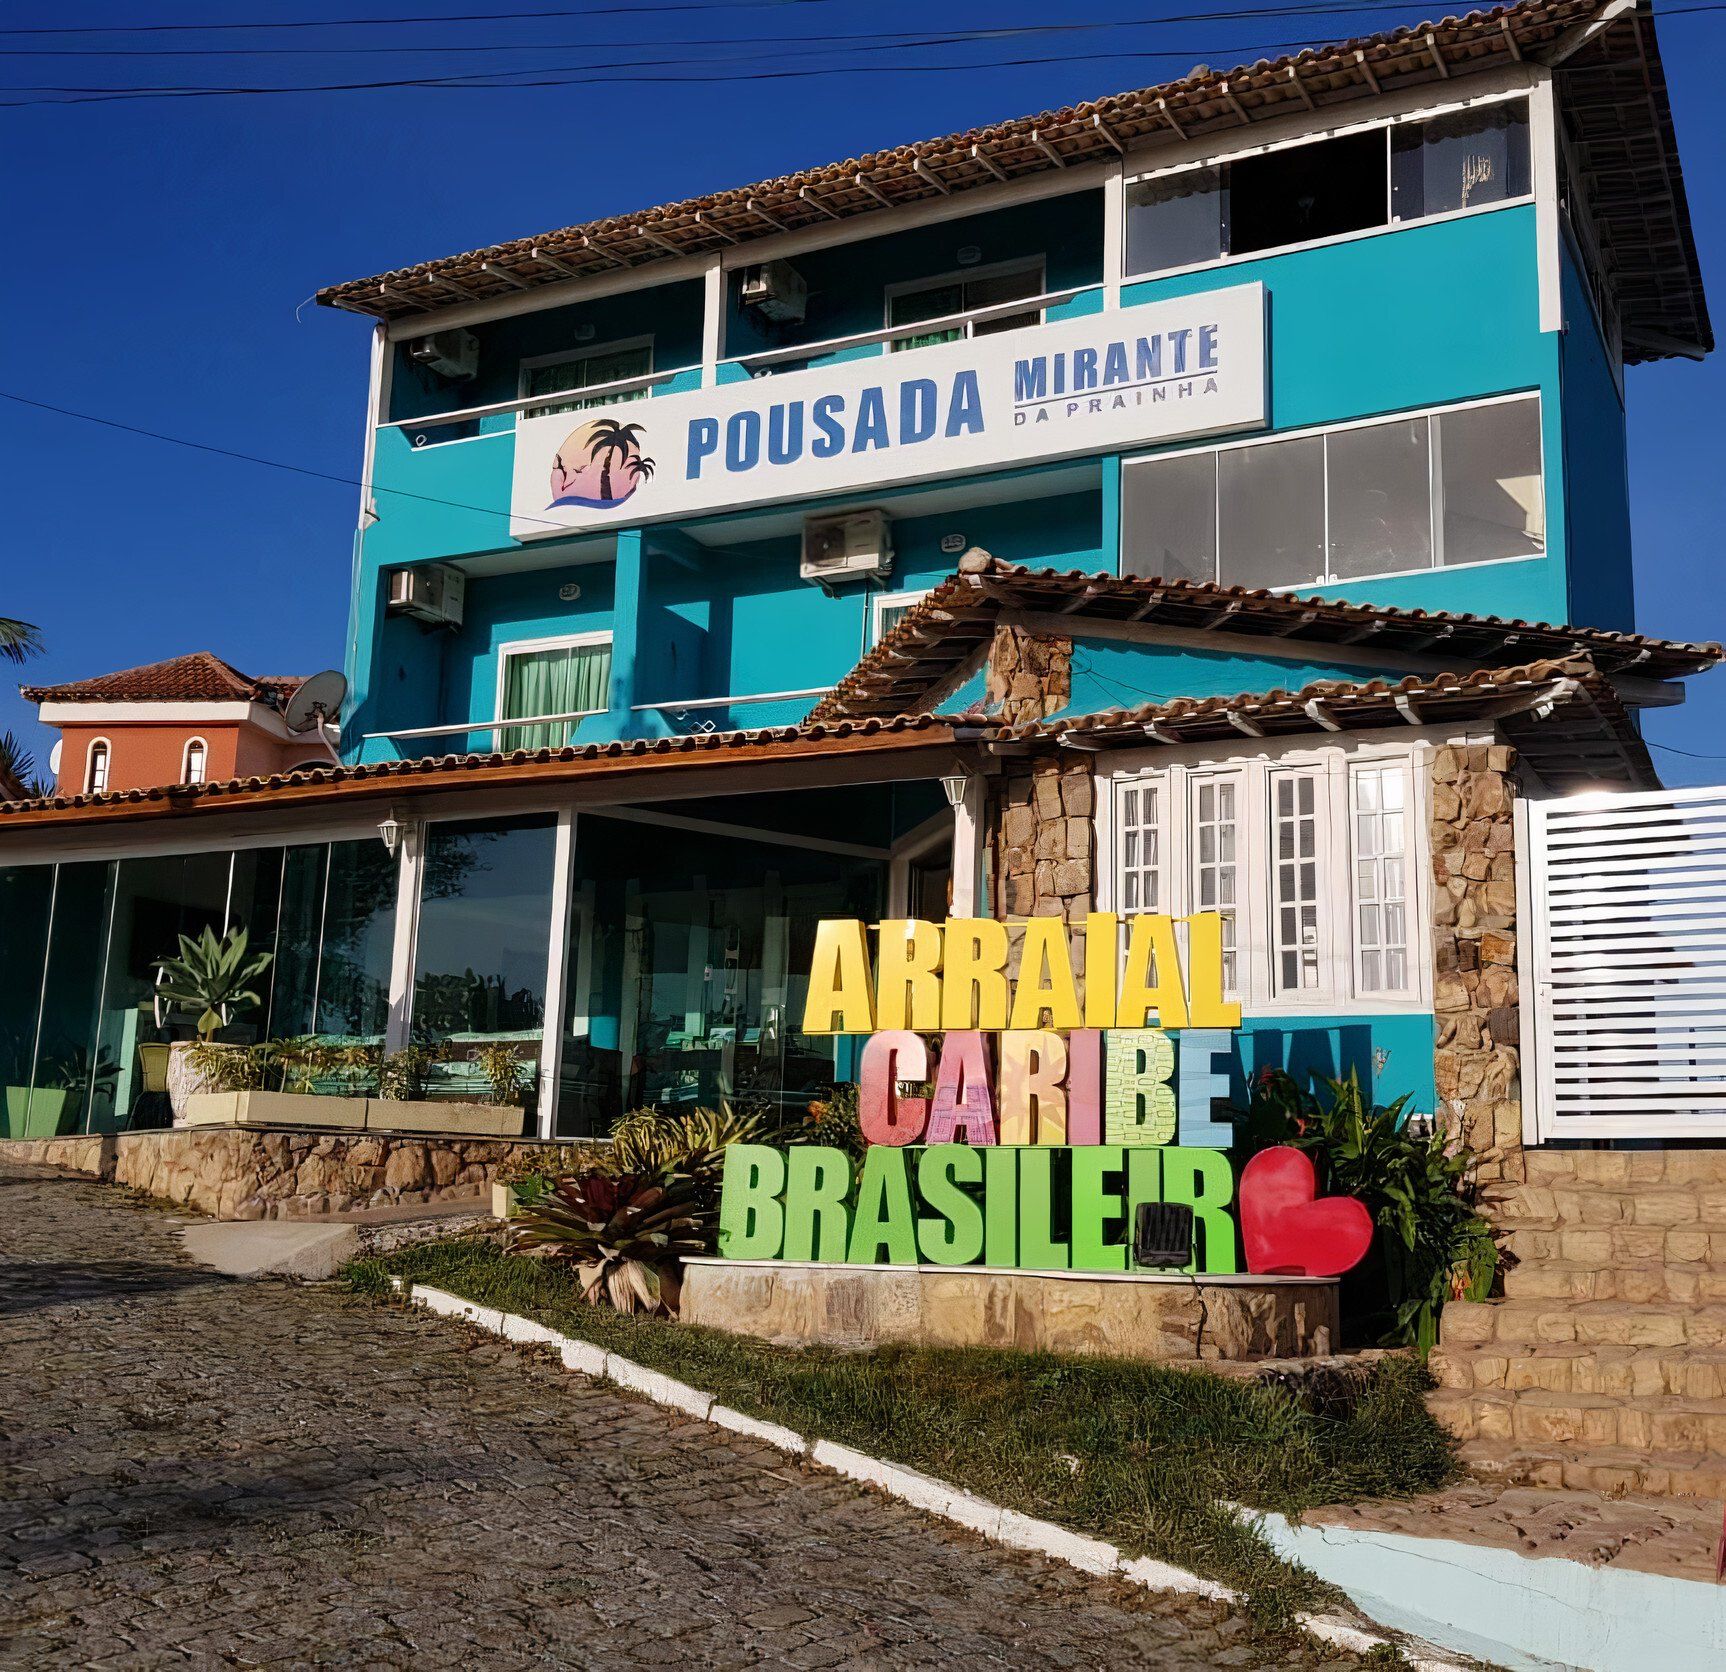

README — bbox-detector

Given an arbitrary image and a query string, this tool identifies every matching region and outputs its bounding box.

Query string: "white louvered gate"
[1522,783,1726,1141]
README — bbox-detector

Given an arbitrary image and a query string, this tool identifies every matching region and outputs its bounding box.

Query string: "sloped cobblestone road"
[0,1168,1365,1669]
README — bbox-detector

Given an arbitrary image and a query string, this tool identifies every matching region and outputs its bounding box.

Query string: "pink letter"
[925,1031,998,1146]
[859,1031,930,1146]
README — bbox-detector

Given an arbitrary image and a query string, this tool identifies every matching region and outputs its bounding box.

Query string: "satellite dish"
[284,669,348,735]
[48,739,62,776]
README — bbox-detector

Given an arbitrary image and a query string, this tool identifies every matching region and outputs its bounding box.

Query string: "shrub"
[1238,1068,1496,1356]
[152,925,273,1040]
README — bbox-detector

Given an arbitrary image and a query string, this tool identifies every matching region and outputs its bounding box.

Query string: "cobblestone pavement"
[0,1168,1366,1670]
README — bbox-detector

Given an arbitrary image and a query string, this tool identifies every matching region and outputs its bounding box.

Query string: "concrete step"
[1522,1148,1726,1189]
[1482,1180,1726,1232]
[1430,1340,1726,1401]
[1501,1258,1726,1305]
[1455,1436,1726,1503]
[1500,1221,1726,1267]
[1439,1297,1726,1349]
[1429,1386,1726,1455]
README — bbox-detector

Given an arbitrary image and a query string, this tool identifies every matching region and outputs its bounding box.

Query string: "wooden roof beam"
[912,158,952,195]
[971,144,1009,182]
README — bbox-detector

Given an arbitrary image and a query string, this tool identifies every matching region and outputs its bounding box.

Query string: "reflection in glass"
[312,840,401,1040]
[33,862,116,1136]
[1392,103,1530,221]
[1438,399,1545,566]
[1122,450,1217,582]
[0,866,53,1138]
[1218,436,1326,590]
[555,815,883,1137]
[1124,168,1225,276]
[1327,418,1432,579]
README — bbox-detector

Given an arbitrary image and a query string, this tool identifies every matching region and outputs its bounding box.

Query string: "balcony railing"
[632,688,832,734]
[360,709,607,759]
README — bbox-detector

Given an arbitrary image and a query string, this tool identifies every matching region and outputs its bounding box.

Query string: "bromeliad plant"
[1238,1068,1496,1357]
[510,1170,709,1315]
[153,925,273,1040]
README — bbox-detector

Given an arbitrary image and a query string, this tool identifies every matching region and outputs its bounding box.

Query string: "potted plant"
[152,925,274,1122]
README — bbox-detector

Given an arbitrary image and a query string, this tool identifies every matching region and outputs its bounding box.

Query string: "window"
[1270,770,1323,995]
[497,634,613,750]
[181,738,207,786]
[85,740,110,795]
[1392,103,1530,221]
[871,588,932,647]
[1189,775,1240,993]
[521,340,652,420]
[887,263,1044,352]
[1125,98,1530,277]
[1352,764,1410,994]
[1121,395,1544,589]
[1107,749,1426,1011]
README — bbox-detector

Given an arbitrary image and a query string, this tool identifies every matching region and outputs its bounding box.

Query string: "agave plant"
[152,924,273,1040]
[511,1170,709,1315]
[607,1104,781,1175]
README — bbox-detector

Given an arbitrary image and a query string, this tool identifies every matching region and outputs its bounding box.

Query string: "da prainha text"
[683,325,1223,479]
[720,912,1249,1276]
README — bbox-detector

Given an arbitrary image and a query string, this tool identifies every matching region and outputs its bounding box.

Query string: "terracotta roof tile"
[20,652,306,709]
[314,2,1707,363]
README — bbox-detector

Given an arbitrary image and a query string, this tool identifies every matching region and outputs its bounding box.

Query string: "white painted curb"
[390,1280,1451,1664]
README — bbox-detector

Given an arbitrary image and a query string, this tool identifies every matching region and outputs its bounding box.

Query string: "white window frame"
[1120,87,1536,286]
[883,257,1048,345]
[870,587,934,648]
[494,631,615,744]
[1119,389,1545,592]
[1096,731,1434,1017]
[517,334,655,420]
[1348,757,1415,1002]
[181,736,208,787]
[84,738,111,795]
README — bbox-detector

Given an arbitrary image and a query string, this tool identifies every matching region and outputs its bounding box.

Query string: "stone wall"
[984,625,1071,725]
[684,1260,1338,1361]
[990,757,1096,991]
[1429,743,1523,1185]
[0,1133,115,1179]
[113,1128,567,1221]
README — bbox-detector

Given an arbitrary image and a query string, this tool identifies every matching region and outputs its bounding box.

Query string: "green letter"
[917,1144,984,1265]
[783,1145,854,1261]
[1160,1146,1238,1273]
[984,1146,1018,1266]
[848,1145,919,1264]
[1070,1145,1127,1272]
[1017,1146,1069,1271]
[718,1144,786,1259]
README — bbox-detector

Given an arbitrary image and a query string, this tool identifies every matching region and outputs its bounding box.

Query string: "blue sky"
[1,0,1722,782]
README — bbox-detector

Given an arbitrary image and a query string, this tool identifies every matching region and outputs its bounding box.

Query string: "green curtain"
[502,643,613,750]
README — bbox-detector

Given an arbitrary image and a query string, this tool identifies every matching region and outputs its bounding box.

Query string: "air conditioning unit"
[406,328,480,382]
[387,563,466,629]
[739,260,808,324]
[800,510,893,586]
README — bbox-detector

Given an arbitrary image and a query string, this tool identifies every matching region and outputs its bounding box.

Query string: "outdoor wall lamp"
[940,772,971,810]
[378,813,403,857]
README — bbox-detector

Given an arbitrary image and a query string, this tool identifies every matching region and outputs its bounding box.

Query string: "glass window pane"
[1125,167,1225,275]
[1227,130,1387,257]
[0,865,54,1139]
[411,817,558,1109]
[968,267,1043,337]
[1218,436,1325,589]
[1439,398,1544,566]
[525,344,652,418]
[1327,417,1433,579]
[1122,450,1217,582]
[1269,772,1322,994]
[501,640,612,749]
[316,839,399,1040]
[31,862,115,1137]
[1351,765,1410,993]
[1392,101,1531,221]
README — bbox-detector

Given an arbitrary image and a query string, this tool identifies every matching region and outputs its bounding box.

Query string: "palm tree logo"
[550,417,656,509]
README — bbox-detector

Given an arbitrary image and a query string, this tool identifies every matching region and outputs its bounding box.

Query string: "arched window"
[85,739,111,794]
[182,737,208,786]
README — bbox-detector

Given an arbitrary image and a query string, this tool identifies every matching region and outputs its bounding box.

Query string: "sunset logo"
[548,417,656,511]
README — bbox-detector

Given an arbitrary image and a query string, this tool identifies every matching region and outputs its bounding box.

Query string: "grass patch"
[348,1237,1456,1633]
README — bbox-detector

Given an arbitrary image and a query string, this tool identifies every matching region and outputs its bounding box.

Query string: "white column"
[701,255,726,385]
[535,809,578,1139]
[1529,69,1563,337]
[383,819,422,1053]
[950,774,988,918]
[1101,161,1125,311]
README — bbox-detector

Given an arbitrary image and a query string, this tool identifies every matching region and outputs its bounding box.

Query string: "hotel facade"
[0,0,1715,1177]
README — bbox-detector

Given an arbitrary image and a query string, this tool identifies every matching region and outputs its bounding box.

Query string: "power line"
[0,388,569,530]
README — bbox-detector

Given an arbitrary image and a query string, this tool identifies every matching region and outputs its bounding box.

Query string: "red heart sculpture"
[1238,1146,1374,1277]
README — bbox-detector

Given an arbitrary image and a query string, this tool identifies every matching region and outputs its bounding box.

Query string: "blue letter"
[812,394,846,458]
[725,409,761,473]
[945,370,984,437]
[1176,1028,1235,1149]
[900,379,937,445]
[1135,337,1162,381]
[1103,342,1130,387]
[687,417,719,479]
[1198,324,1219,371]
[767,402,804,466]
[1014,359,1047,403]
[852,387,889,452]
[1169,328,1192,375]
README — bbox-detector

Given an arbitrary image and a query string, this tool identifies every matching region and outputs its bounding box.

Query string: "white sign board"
[510,283,1267,540]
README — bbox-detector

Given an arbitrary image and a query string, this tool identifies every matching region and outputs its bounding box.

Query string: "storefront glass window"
[410,815,558,1101]
[0,865,54,1140]
[33,862,117,1137]
[554,814,883,1137]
